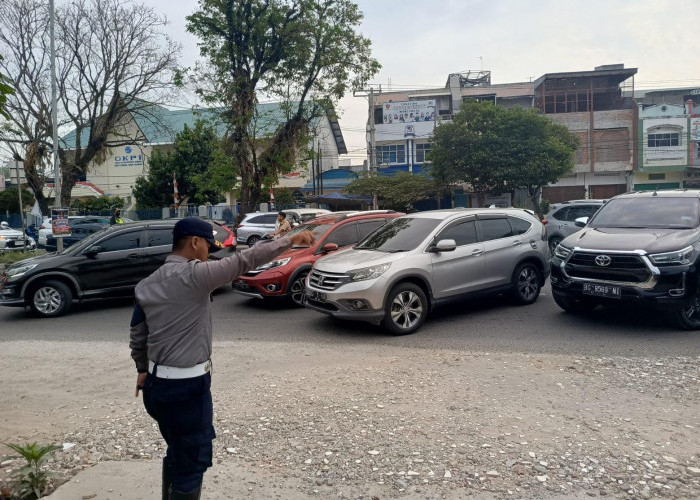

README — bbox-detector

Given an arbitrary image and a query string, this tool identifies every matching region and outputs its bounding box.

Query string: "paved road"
[2,283,698,358]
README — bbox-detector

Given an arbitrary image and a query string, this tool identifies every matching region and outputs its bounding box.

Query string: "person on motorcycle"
[268,211,291,239]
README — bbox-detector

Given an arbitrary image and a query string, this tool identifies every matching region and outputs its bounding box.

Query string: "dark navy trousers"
[143,371,215,492]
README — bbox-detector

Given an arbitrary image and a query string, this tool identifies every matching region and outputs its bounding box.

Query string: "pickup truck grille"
[565,252,651,283]
[308,269,349,291]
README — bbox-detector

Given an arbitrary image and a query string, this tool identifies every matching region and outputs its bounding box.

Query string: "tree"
[71,195,124,214]
[0,0,180,212]
[55,0,180,208]
[0,1,54,214]
[133,121,234,209]
[186,0,379,218]
[0,54,13,120]
[430,101,579,218]
[345,172,438,211]
[0,187,35,213]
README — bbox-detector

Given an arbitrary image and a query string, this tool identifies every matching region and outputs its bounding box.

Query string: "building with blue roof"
[60,102,348,204]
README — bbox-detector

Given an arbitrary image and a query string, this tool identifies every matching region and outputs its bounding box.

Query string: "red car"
[233,210,403,306]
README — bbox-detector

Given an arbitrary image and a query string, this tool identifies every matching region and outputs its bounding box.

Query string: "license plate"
[308,290,327,302]
[582,282,621,299]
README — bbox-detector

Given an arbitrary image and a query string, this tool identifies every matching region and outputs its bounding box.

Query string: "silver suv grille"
[566,251,651,283]
[309,269,349,291]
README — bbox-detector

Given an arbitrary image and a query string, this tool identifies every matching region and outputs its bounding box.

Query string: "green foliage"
[345,172,438,211]
[268,187,295,207]
[0,54,13,120]
[133,121,235,209]
[70,196,124,213]
[430,101,579,218]
[0,249,46,265]
[0,188,35,213]
[4,442,61,499]
[186,0,380,215]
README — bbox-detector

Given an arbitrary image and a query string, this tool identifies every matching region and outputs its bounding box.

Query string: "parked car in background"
[542,199,606,254]
[284,208,331,226]
[0,218,234,317]
[0,222,37,252]
[305,208,550,335]
[206,219,235,248]
[550,190,700,330]
[236,212,280,246]
[233,210,402,306]
[45,222,107,251]
[37,215,132,247]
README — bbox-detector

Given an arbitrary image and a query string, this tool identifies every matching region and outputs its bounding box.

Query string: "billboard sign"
[382,100,436,124]
[51,208,71,237]
[114,145,144,167]
[691,118,700,141]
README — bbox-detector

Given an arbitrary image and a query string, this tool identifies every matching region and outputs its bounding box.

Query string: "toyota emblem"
[595,255,612,267]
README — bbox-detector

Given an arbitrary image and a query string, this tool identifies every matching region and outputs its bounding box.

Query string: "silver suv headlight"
[553,244,572,260]
[649,246,694,265]
[256,257,291,271]
[6,263,38,278]
[349,262,391,282]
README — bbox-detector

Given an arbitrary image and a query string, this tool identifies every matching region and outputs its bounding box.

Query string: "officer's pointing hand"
[289,230,315,247]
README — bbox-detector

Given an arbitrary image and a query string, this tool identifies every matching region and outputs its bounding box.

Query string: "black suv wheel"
[29,280,73,317]
[667,284,700,330]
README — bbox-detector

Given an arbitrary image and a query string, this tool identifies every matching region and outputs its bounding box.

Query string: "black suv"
[550,190,700,329]
[0,219,233,317]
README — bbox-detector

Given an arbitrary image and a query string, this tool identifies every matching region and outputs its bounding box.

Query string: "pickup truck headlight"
[349,262,391,282]
[649,246,694,265]
[6,263,38,278]
[553,244,572,260]
[256,257,291,271]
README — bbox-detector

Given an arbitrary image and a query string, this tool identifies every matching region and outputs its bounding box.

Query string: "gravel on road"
[1,339,698,499]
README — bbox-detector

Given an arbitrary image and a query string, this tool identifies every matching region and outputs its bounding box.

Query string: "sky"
[63,0,700,164]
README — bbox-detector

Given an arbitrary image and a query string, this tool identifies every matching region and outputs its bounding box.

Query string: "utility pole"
[354,85,382,172]
[50,0,63,252]
[14,159,26,244]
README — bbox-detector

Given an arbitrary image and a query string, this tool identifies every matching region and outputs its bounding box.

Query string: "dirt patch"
[1,340,699,498]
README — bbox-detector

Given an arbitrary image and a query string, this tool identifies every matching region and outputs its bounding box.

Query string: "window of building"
[415,143,431,163]
[648,133,680,148]
[376,145,405,165]
[648,173,666,181]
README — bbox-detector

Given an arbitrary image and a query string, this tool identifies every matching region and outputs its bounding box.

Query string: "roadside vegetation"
[0,249,45,266]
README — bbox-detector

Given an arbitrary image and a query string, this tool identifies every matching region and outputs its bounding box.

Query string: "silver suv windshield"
[589,197,700,229]
[355,217,442,252]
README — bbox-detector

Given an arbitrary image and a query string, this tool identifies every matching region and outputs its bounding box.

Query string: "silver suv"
[305,208,550,335]
[236,212,279,246]
[543,199,606,254]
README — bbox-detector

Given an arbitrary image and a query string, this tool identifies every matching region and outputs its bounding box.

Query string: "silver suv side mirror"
[574,216,589,228]
[432,239,457,252]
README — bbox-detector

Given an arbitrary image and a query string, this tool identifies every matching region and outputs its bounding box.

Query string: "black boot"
[170,487,201,500]
[161,458,172,500]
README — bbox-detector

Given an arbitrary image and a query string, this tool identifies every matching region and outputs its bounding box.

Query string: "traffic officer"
[130,217,314,499]
[110,208,124,225]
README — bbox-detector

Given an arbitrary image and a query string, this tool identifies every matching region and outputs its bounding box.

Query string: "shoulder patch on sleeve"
[130,303,146,327]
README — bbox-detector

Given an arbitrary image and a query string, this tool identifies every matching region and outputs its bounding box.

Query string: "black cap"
[173,217,223,253]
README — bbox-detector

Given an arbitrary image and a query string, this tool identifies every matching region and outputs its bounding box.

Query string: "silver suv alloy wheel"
[385,283,428,335]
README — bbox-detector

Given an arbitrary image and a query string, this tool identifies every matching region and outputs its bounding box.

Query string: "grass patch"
[0,249,46,265]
